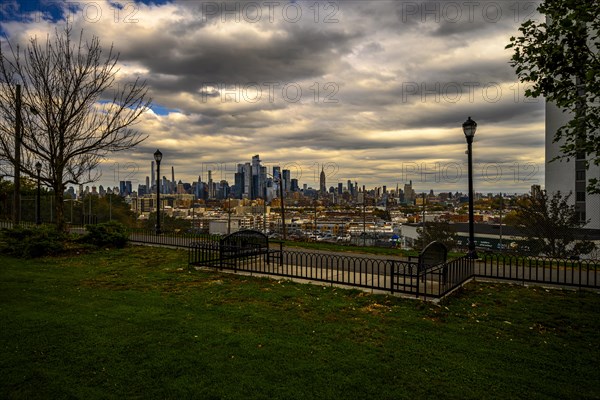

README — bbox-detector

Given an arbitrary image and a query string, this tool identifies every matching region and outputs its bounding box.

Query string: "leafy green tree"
[93,194,136,226]
[506,0,600,193]
[67,194,136,226]
[511,190,595,258]
[415,220,458,252]
[372,208,391,221]
[0,177,50,221]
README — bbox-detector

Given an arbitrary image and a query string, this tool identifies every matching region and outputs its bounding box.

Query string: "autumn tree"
[506,0,600,194]
[71,194,137,227]
[0,25,151,230]
[415,220,458,252]
[511,190,595,258]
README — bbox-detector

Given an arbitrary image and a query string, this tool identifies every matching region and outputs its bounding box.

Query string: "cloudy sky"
[1,0,546,194]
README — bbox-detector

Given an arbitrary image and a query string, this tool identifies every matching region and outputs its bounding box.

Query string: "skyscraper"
[291,179,299,192]
[403,180,416,204]
[282,169,291,193]
[151,161,155,191]
[319,166,326,194]
[243,163,252,199]
[273,166,281,195]
[208,170,214,199]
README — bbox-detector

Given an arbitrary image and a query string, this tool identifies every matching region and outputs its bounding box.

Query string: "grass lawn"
[281,240,468,259]
[1,246,598,399]
[282,240,419,257]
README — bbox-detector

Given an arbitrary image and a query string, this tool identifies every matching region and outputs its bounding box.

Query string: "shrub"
[0,225,68,258]
[81,221,129,248]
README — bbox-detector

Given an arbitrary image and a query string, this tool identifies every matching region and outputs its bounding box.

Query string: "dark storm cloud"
[0,0,547,191]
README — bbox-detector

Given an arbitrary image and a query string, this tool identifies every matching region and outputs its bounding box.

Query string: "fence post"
[390,260,395,295]
[416,268,420,299]
[219,238,224,270]
[279,241,283,268]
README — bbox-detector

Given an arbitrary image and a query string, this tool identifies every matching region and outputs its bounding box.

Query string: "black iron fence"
[187,236,476,299]
[476,253,599,289]
[1,220,599,299]
[128,228,221,248]
[281,250,396,292]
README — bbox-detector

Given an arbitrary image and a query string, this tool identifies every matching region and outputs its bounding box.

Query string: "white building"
[546,101,600,229]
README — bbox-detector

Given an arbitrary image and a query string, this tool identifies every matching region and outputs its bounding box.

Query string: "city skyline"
[80,152,532,199]
[1,1,546,193]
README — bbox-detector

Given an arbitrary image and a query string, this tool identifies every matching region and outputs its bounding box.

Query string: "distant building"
[546,95,599,229]
[403,181,416,204]
[319,166,326,194]
[282,169,291,193]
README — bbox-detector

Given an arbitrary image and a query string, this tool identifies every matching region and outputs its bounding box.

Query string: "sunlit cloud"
[0,0,545,193]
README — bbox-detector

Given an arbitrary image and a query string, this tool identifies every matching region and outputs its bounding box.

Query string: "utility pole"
[421,192,426,239]
[263,197,267,233]
[227,196,232,235]
[499,195,503,250]
[13,84,22,225]
[279,179,286,240]
[314,200,318,236]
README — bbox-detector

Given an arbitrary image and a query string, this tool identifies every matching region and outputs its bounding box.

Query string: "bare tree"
[0,25,151,230]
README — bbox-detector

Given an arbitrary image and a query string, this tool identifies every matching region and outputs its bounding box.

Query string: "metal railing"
[416,255,474,300]
[476,253,599,289]
[2,220,598,299]
[188,239,474,299]
[128,228,221,248]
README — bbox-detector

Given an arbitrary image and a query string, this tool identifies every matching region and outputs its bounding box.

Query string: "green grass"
[282,240,467,259]
[282,240,418,257]
[1,246,599,399]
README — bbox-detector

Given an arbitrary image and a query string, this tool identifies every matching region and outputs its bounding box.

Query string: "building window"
[576,170,586,181]
[576,191,586,202]
[579,211,587,223]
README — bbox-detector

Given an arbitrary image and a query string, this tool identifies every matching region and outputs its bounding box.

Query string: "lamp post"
[154,149,162,234]
[462,116,478,259]
[35,161,42,225]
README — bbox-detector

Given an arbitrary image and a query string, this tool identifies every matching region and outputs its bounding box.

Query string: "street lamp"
[154,149,162,234]
[35,161,42,225]
[462,116,478,259]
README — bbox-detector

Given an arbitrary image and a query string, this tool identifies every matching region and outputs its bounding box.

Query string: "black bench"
[418,241,448,273]
[408,241,448,272]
